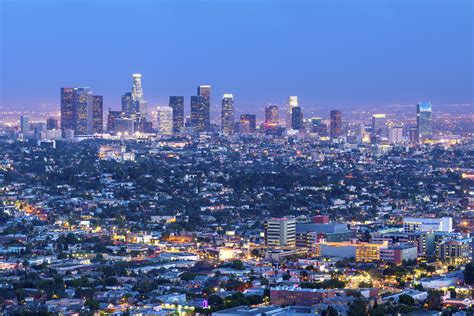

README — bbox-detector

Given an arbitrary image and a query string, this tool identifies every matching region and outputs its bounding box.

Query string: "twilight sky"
[0,0,473,113]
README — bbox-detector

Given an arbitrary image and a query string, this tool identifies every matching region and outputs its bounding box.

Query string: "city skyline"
[1,0,472,110]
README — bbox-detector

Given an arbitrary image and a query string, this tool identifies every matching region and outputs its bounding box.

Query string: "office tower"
[60,87,75,134]
[240,114,256,133]
[46,117,58,130]
[20,115,30,134]
[156,106,173,135]
[115,118,135,135]
[264,217,296,247]
[286,96,298,128]
[74,87,93,135]
[121,92,138,116]
[197,85,211,103]
[388,126,404,144]
[409,127,419,144]
[221,94,234,135]
[372,114,387,136]
[92,95,104,133]
[169,96,184,132]
[191,96,210,133]
[330,110,342,138]
[131,74,148,118]
[291,106,303,130]
[265,105,279,124]
[310,117,328,136]
[107,110,124,132]
[417,101,433,141]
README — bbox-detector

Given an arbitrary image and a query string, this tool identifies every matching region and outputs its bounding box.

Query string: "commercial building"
[169,96,184,133]
[191,95,210,133]
[156,106,173,135]
[316,240,388,262]
[388,126,404,144]
[380,244,418,265]
[403,217,453,233]
[46,117,59,130]
[291,106,303,130]
[329,110,342,138]
[270,286,336,306]
[240,114,256,133]
[296,223,352,247]
[132,73,147,118]
[371,114,387,137]
[92,95,103,133]
[20,115,30,135]
[417,101,432,141]
[221,94,234,135]
[286,96,298,129]
[264,217,296,247]
[436,238,472,264]
[121,92,138,116]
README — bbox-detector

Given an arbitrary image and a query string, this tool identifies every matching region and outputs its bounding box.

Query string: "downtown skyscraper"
[265,105,279,125]
[169,96,184,133]
[92,95,104,133]
[330,110,342,138]
[417,101,433,141]
[131,74,148,118]
[61,87,102,136]
[191,85,211,133]
[156,106,173,135]
[221,94,234,135]
[286,96,298,128]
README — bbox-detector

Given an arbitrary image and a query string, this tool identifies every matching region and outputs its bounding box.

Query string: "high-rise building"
[416,102,432,141]
[169,96,184,133]
[329,110,342,138]
[60,87,75,134]
[131,74,147,118]
[92,95,103,133]
[46,117,58,130]
[156,106,173,135]
[403,217,453,233]
[107,110,124,132]
[286,96,298,128]
[240,114,256,133]
[388,126,404,144]
[221,94,234,135]
[121,92,138,116]
[372,114,387,136]
[191,95,210,133]
[291,106,303,130]
[20,115,30,134]
[265,105,279,124]
[197,85,211,103]
[74,87,93,135]
[264,217,296,247]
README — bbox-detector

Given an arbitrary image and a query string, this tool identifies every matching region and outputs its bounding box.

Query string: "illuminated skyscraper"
[286,96,298,128]
[191,96,210,133]
[131,74,147,118]
[20,115,30,134]
[121,92,138,116]
[92,95,103,133]
[265,105,279,124]
[388,126,404,144]
[60,87,75,134]
[330,110,342,138]
[74,87,93,135]
[417,101,432,141]
[240,114,256,133]
[197,85,211,103]
[371,114,387,137]
[291,106,303,130]
[221,94,234,135]
[156,106,173,135]
[169,96,184,132]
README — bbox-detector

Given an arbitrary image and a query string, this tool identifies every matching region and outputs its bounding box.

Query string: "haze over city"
[1,0,473,111]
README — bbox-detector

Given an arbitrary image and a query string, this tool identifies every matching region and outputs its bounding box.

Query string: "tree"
[208,294,224,306]
[398,294,415,306]
[464,263,474,285]
[349,299,367,316]
[426,290,442,309]
[85,298,100,310]
[231,260,245,270]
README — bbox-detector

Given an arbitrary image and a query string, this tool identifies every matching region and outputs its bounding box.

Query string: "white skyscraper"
[286,96,298,128]
[132,74,148,118]
[388,126,404,144]
[156,106,173,135]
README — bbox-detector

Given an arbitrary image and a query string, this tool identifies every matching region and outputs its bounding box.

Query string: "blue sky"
[0,0,472,112]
